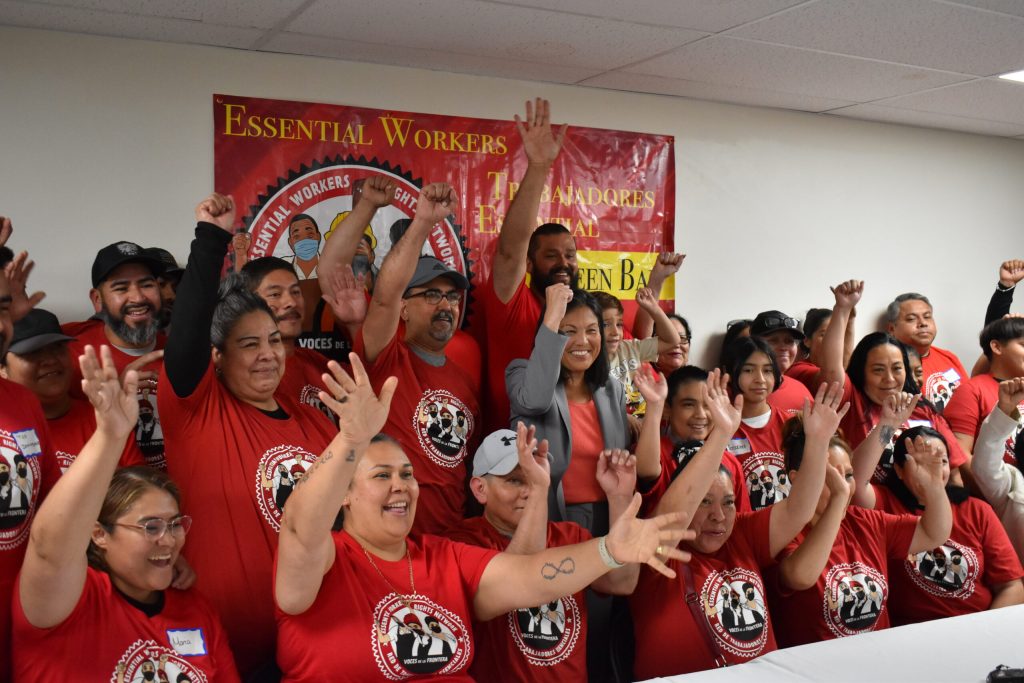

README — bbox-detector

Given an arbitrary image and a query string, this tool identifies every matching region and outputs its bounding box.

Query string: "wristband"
[598,536,625,569]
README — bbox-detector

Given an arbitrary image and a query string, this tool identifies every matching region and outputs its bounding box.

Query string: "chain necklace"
[363,544,417,646]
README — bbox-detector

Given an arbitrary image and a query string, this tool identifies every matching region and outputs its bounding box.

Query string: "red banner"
[213,94,674,357]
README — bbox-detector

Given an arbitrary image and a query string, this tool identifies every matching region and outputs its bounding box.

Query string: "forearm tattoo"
[296,450,335,487]
[541,557,576,580]
[346,448,356,462]
[878,425,896,447]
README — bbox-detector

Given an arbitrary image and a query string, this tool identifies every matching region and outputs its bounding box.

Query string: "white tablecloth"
[643,605,1024,683]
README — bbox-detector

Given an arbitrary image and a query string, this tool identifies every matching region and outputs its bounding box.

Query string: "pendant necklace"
[363,544,417,645]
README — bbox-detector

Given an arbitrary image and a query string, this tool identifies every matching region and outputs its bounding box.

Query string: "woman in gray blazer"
[506,283,630,535]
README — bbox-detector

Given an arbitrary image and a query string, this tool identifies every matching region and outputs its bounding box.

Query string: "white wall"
[2,25,1022,368]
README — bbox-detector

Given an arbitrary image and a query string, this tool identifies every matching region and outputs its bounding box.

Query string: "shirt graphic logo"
[371,593,470,680]
[413,389,473,468]
[906,539,979,599]
[824,562,887,637]
[740,452,789,510]
[111,639,207,683]
[0,429,42,550]
[701,568,769,658]
[508,594,581,666]
[256,444,319,530]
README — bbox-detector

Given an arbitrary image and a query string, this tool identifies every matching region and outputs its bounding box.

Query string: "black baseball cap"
[144,247,184,277]
[405,256,469,292]
[8,309,75,356]
[750,310,804,340]
[91,241,165,287]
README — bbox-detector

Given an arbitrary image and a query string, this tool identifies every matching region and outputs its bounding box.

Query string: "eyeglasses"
[758,315,800,330]
[679,336,691,346]
[404,289,463,306]
[111,515,193,540]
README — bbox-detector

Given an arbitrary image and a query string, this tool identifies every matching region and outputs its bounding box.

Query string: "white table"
[642,605,1024,683]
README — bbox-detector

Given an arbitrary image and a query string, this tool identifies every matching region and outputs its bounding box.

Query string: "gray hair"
[885,293,931,324]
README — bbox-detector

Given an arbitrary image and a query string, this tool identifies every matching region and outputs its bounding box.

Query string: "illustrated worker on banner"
[285,213,322,280]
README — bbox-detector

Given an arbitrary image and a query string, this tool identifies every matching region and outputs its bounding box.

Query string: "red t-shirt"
[276,347,338,425]
[946,373,1023,464]
[446,331,482,396]
[773,505,917,647]
[0,378,60,683]
[562,400,606,505]
[276,531,498,682]
[158,363,337,675]
[728,409,791,511]
[49,398,146,473]
[481,276,543,435]
[631,509,777,678]
[640,436,751,516]
[63,319,168,469]
[785,358,821,395]
[874,488,1024,625]
[920,345,968,413]
[836,379,967,483]
[447,517,589,683]
[12,567,240,682]
[766,376,813,416]
[356,331,481,536]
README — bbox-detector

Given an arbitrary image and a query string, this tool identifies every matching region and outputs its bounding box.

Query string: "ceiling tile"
[489,0,807,32]
[198,0,311,29]
[263,31,602,83]
[582,71,856,112]
[872,78,1024,124]
[625,36,969,102]
[829,102,1024,136]
[728,0,1024,76]
[0,1,264,46]
[285,0,707,69]
[12,0,203,20]
[945,0,1024,19]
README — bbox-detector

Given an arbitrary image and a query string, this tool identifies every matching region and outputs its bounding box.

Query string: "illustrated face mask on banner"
[292,238,320,260]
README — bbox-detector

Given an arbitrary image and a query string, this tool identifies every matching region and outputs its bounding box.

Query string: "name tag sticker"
[942,369,961,383]
[727,438,752,456]
[168,628,207,657]
[12,429,42,458]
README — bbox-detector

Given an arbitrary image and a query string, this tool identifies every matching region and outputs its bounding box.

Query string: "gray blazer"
[506,325,629,523]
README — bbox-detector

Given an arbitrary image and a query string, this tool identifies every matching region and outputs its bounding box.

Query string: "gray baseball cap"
[471,429,521,477]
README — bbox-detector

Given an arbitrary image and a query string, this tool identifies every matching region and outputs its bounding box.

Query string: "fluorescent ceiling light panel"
[998,69,1024,83]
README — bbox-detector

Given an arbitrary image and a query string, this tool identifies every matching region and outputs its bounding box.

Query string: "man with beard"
[0,215,60,683]
[480,99,574,433]
[351,182,480,536]
[62,241,167,467]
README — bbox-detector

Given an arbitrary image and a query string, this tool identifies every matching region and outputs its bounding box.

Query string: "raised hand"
[514,98,567,167]
[649,252,685,287]
[415,182,458,225]
[80,345,139,440]
[902,435,948,494]
[122,349,164,395]
[319,353,397,444]
[830,280,864,310]
[999,259,1024,288]
[170,554,197,590]
[880,391,919,428]
[634,367,668,407]
[705,368,742,436]
[998,378,1024,418]
[635,287,661,313]
[358,175,398,209]
[824,462,850,506]
[542,283,573,331]
[195,193,236,233]
[604,493,694,579]
[596,449,637,499]
[321,264,368,325]
[3,251,46,322]
[515,421,551,490]
[802,382,850,439]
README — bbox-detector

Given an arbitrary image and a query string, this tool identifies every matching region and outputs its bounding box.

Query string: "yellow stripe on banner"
[576,251,675,301]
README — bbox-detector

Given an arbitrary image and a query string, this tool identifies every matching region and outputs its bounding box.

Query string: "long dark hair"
[720,336,781,397]
[846,333,919,402]
[887,425,966,508]
[539,288,610,393]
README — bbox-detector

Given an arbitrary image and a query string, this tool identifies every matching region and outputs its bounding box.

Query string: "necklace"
[363,544,417,646]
